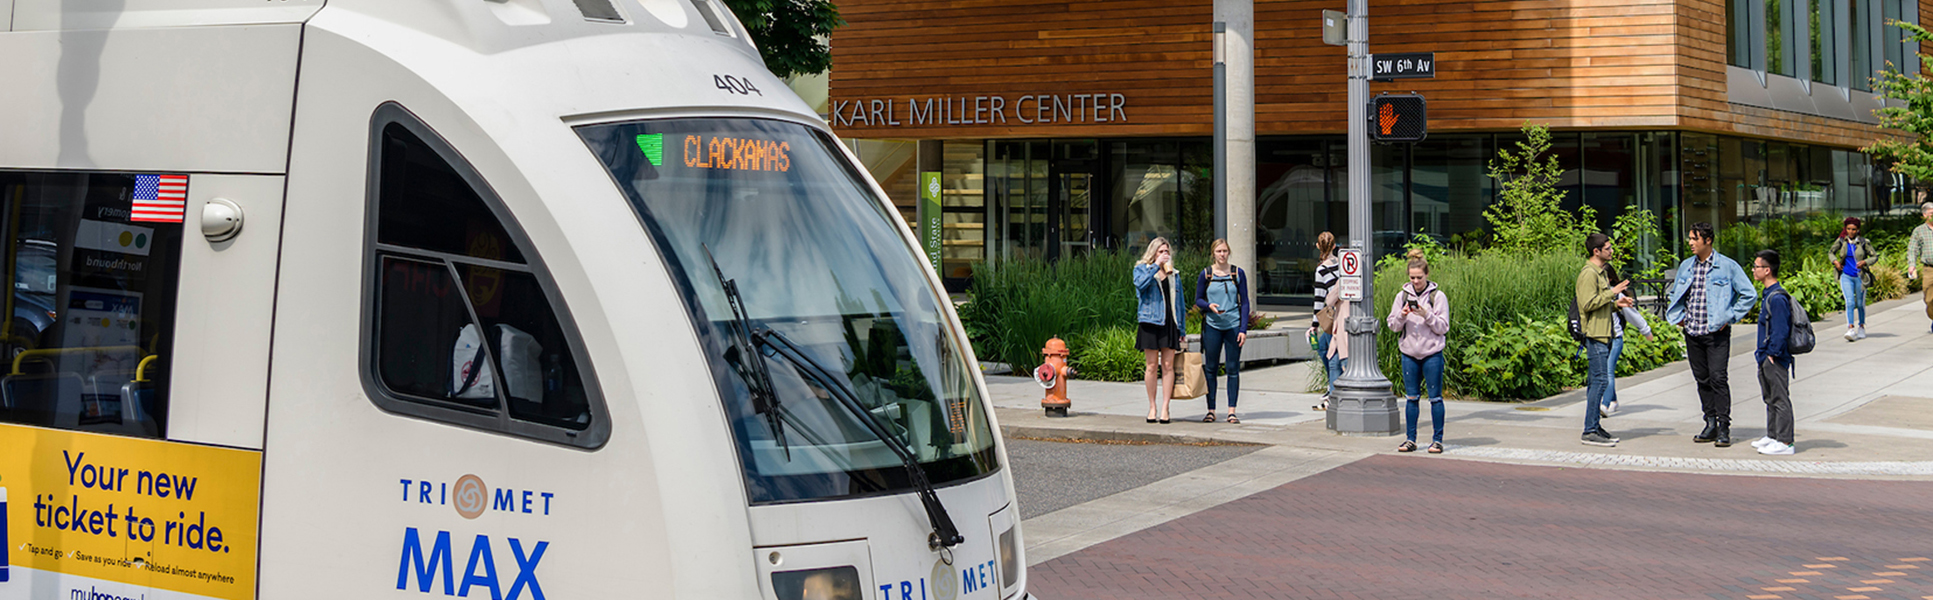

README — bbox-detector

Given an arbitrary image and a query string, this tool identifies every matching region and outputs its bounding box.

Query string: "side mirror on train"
[202,197,244,242]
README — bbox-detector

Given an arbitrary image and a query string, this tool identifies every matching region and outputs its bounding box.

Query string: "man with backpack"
[1752,250,1805,455]
[1575,233,1631,447]
[1665,222,1759,448]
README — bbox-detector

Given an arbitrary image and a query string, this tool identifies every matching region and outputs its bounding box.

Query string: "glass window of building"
[1582,133,1637,233]
[1851,0,1871,89]
[939,141,986,280]
[1811,0,1838,84]
[1409,136,1491,246]
[1111,141,1180,253]
[1255,139,1335,299]
[989,141,1049,261]
[1769,0,1792,75]
[1372,143,1406,257]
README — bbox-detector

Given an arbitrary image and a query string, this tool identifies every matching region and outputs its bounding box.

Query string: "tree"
[723,0,844,79]
[1865,21,1933,181]
[1484,123,1596,255]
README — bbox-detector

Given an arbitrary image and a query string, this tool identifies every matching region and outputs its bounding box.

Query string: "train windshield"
[579,119,998,503]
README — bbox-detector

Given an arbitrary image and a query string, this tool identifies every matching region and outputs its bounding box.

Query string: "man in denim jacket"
[1664,222,1759,447]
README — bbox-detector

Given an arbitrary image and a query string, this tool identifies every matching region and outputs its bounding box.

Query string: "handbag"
[1170,351,1207,399]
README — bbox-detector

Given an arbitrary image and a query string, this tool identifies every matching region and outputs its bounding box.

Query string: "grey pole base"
[1326,382,1401,436]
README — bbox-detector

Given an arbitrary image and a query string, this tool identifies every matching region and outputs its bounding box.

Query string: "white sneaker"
[1751,436,1775,448]
[1758,440,1795,455]
[1846,326,1858,341]
[1857,326,1868,340]
[1601,401,1618,416]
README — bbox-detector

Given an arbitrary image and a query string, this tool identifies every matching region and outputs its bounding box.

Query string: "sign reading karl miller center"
[830,93,1129,128]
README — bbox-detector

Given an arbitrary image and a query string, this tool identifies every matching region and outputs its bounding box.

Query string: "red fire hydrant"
[1035,337,1074,417]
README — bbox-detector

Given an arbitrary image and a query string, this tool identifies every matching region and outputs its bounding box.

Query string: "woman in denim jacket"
[1133,237,1187,424]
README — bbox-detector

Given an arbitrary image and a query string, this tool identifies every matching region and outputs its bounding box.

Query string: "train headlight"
[771,566,863,600]
[998,524,1020,591]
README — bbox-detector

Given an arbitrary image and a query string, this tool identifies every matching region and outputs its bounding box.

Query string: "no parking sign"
[1338,249,1364,301]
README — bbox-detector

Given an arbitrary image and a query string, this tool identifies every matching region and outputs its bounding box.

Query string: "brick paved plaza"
[1028,455,1933,600]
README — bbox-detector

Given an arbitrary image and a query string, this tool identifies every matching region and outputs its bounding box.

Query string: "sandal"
[1203,412,1217,423]
[1427,442,1443,454]
[1226,413,1240,424]
[1397,440,1417,452]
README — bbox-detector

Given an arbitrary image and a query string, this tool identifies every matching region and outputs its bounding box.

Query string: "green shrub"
[1617,314,1686,377]
[1373,250,1588,395]
[961,245,1212,376]
[1068,325,1146,383]
[1455,317,1582,400]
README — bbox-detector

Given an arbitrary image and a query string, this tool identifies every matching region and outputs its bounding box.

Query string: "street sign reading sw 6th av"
[1371,52,1435,81]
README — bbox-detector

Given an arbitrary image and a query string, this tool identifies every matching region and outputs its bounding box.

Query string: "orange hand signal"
[1379,102,1398,136]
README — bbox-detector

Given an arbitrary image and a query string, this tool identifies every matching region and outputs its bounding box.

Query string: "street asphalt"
[1005,437,1261,519]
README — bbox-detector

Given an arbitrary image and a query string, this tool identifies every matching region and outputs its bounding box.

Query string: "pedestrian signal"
[1370,94,1427,142]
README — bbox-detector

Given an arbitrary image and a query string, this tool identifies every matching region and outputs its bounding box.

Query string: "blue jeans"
[1584,339,1612,434]
[1400,352,1445,443]
[1202,326,1242,409]
[1317,332,1346,396]
[1840,272,1867,326]
[1603,336,1624,407]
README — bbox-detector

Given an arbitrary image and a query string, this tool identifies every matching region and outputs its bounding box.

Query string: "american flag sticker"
[131,173,188,223]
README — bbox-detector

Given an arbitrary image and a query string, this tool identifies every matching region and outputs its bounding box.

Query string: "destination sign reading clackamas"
[1,422,262,600]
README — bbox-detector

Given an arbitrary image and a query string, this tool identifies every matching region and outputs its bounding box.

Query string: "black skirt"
[1137,319,1181,351]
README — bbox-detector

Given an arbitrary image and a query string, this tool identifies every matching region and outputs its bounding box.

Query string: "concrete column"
[1214,0,1255,298]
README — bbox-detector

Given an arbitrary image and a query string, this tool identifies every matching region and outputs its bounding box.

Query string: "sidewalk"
[989,296,1933,479]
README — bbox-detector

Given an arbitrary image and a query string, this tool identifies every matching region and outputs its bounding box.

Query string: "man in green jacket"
[1906,201,1933,330]
[1576,233,1632,447]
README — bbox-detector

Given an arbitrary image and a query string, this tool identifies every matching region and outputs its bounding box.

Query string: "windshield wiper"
[700,246,963,551]
[702,245,789,460]
[755,328,966,551]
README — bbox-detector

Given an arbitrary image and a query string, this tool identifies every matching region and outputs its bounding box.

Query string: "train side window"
[363,106,606,447]
[0,171,184,439]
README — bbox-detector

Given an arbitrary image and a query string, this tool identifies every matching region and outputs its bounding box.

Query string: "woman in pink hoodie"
[1386,249,1450,453]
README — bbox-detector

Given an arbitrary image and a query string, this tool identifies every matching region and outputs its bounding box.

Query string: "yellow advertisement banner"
[1,422,261,600]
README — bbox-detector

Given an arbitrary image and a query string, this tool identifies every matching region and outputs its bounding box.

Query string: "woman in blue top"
[1133,237,1187,424]
[1195,239,1250,423]
[1832,217,1874,341]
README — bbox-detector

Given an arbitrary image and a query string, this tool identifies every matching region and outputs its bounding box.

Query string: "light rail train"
[0,1,1028,599]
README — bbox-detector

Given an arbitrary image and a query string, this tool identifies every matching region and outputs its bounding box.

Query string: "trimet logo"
[451,475,487,519]
[398,475,554,518]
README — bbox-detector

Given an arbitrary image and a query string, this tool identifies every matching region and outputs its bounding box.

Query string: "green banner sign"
[920,171,942,273]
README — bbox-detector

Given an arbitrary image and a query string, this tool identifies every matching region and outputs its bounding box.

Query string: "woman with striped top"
[1310,232,1342,410]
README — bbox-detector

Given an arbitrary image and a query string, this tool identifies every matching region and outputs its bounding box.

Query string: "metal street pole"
[1329,0,1399,434]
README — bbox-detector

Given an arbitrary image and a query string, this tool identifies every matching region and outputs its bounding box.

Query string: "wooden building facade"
[828,0,1926,299]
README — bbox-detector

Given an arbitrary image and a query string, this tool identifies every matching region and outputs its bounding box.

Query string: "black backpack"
[1770,290,1815,355]
[1568,298,1588,343]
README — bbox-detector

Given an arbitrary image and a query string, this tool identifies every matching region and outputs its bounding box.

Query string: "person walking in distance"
[1133,237,1187,424]
[1196,239,1250,423]
[1387,249,1450,454]
[1751,250,1798,455]
[1905,202,1933,333]
[1832,217,1875,341]
[1665,222,1759,447]
[1577,233,1631,447]
[1310,232,1342,410]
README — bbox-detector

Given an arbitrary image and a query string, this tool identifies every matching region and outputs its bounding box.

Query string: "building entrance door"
[989,140,1102,262]
[1047,155,1097,261]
